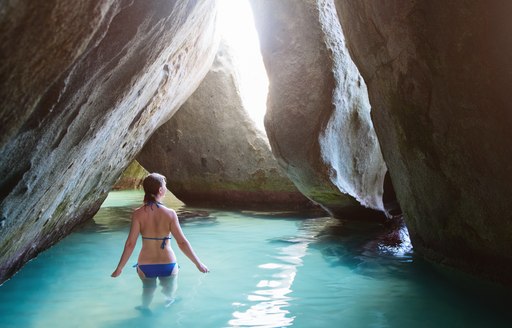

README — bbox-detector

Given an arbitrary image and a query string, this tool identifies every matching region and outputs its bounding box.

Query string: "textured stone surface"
[249,0,387,218]
[335,0,512,284]
[138,41,314,210]
[0,0,218,283]
[112,160,148,190]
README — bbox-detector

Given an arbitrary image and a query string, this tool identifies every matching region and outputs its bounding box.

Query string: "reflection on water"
[229,243,299,327]
[229,218,336,328]
[229,243,300,327]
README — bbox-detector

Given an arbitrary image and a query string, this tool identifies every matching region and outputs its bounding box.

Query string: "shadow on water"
[302,216,512,327]
[307,217,413,277]
[78,205,219,233]
[78,206,134,232]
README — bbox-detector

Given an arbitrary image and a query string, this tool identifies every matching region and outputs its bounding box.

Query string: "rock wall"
[112,160,148,190]
[249,0,387,218]
[0,0,219,283]
[335,0,512,284]
[138,41,314,210]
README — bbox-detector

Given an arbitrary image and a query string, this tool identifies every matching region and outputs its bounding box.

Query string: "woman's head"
[143,173,167,203]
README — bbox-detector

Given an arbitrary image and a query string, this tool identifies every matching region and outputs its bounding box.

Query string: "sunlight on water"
[0,191,511,328]
[228,218,328,328]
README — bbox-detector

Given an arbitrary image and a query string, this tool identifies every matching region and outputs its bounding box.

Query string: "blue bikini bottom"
[136,263,177,278]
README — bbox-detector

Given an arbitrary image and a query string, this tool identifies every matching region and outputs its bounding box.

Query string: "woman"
[111,173,208,309]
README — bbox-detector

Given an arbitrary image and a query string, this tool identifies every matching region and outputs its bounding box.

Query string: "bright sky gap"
[217,0,269,133]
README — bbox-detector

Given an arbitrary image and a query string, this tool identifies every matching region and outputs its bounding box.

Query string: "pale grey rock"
[138,41,314,210]
[249,0,387,218]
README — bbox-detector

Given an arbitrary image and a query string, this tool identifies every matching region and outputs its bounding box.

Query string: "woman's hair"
[142,173,167,203]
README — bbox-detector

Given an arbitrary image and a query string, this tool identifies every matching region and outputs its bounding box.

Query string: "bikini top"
[142,201,170,249]
[144,201,163,209]
[141,236,172,249]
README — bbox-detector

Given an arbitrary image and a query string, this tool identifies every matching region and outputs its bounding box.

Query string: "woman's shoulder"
[131,203,176,220]
[132,206,145,218]
[160,205,177,217]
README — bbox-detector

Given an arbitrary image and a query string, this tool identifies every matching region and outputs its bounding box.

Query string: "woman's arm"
[169,209,209,273]
[111,213,140,277]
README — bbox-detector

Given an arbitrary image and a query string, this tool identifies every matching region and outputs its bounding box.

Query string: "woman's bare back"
[135,204,177,264]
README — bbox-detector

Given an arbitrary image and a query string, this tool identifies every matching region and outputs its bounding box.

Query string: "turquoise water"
[0,191,510,328]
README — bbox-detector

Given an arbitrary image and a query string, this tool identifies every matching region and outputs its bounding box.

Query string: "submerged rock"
[0,0,219,283]
[249,0,387,218]
[138,41,315,210]
[335,0,512,284]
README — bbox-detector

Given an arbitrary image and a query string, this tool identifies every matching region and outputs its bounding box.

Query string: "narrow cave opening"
[217,0,269,134]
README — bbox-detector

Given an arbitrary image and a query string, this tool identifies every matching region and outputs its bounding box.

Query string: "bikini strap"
[144,201,163,210]
[142,236,172,249]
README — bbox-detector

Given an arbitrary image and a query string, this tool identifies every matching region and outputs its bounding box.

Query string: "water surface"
[0,191,510,327]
